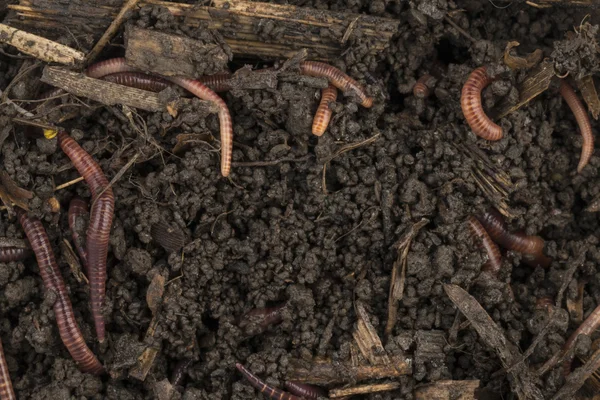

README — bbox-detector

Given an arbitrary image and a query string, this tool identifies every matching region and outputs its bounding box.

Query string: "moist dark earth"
[0,0,600,399]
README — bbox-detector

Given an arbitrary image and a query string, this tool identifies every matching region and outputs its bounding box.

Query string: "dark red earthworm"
[86,58,233,177]
[467,216,502,276]
[299,61,373,108]
[562,303,600,375]
[171,358,192,387]
[0,338,16,400]
[238,302,287,335]
[284,381,326,399]
[413,74,437,99]
[16,208,104,374]
[0,247,28,263]
[68,197,89,273]
[461,66,503,141]
[477,208,551,268]
[559,80,594,173]
[197,72,232,93]
[102,72,171,92]
[57,131,114,343]
[312,84,337,136]
[235,363,300,400]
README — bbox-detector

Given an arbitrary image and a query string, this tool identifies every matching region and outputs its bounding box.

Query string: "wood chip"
[60,239,88,285]
[576,75,600,120]
[0,23,84,64]
[329,381,400,398]
[414,380,480,400]
[503,41,543,70]
[353,301,389,365]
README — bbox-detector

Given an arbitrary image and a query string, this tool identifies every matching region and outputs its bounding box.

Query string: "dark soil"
[1,0,600,399]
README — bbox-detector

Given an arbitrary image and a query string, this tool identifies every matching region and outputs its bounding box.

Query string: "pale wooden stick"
[0,23,84,64]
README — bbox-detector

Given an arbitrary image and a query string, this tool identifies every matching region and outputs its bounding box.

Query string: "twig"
[232,154,313,167]
[443,15,476,43]
[0,24,84,64]
[55,176,85,191]
[92,152,139,207]
[84,0,141,66]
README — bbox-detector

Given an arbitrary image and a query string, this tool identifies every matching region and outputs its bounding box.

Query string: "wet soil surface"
[1,0,600,399]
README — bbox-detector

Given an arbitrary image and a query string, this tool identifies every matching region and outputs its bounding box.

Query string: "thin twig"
[443,15,476,43]
[84,0,141,66]
[92,152,139,208]
[232,154,313,167]
[55,176,85,191]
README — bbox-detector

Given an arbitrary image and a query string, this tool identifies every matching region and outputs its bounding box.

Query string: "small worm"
[467,216,502,276]
[68,197,89,273]
[197,72,232,93]
[86,58,233,177]
[235,363,300,400]
[58,131,114,343]
[299,61,373,108]
[413,74,437,99]
[312,84,337,136]
[460,66,503,141]
[284,381,326,399]
[559,80,594,173]
[0,338,16,400]
[170,358,192,387]
[16,208,104,374]
[102,72,171,92]
[238,302,287,336]
[562,303,600,375]
[477,208,551,268]
[0,247,28,263]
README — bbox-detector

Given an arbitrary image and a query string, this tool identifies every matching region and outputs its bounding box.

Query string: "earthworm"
[477,208,551,268]
[68,197,89,272]
[460,66,503,141]
[197,72,232,93]
[413,74,437,99]
[312,84,337,136]
[562,303,600,375]
[102,72,171,92]
[284,381,326,399]
[86,58,233,177]
[0,338,15,400]
[299,61,373,108]
[238,302,287,335]
[57,131,114,343]
[16,208,104,374]
[171,358,192,387]
[467,216,502,275]
[235,363,300,400]
[0,247,28,263]
[559,80,594,173]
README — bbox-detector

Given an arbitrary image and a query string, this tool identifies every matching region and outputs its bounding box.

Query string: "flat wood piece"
[495,60,555,119]
[576,75,600,120]
[41,66,214,114]
[329,381,401,398]
[125,25,228,77]
[444,284,543,400]
[353,301,389,365]
[287,355,412,386]
[8,0,399,61]
[415,380,480,400]
[0,23,84,64]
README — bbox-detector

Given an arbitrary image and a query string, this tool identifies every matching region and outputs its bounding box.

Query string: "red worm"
[0,247,28,263]
[235,363,300,400]
[284,382,326,399]
[312,84,337,136]
[102,72,171,92]
[68,197,89,273]
[461,66,503,141]
[0,338,16,400]
[299,61,373,108]
[238,302,287,335]
[16,208,104,374]
[86,58,233,177]
[559,80,594,173]
[57,131,114,343]
[467,216,502,276]
[413,74,437,99]
[477,208,551,268]
[197,72,232,93]
[562,303,600,375]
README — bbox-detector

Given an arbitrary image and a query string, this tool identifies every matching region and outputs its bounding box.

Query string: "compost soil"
[0,0,599,399]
